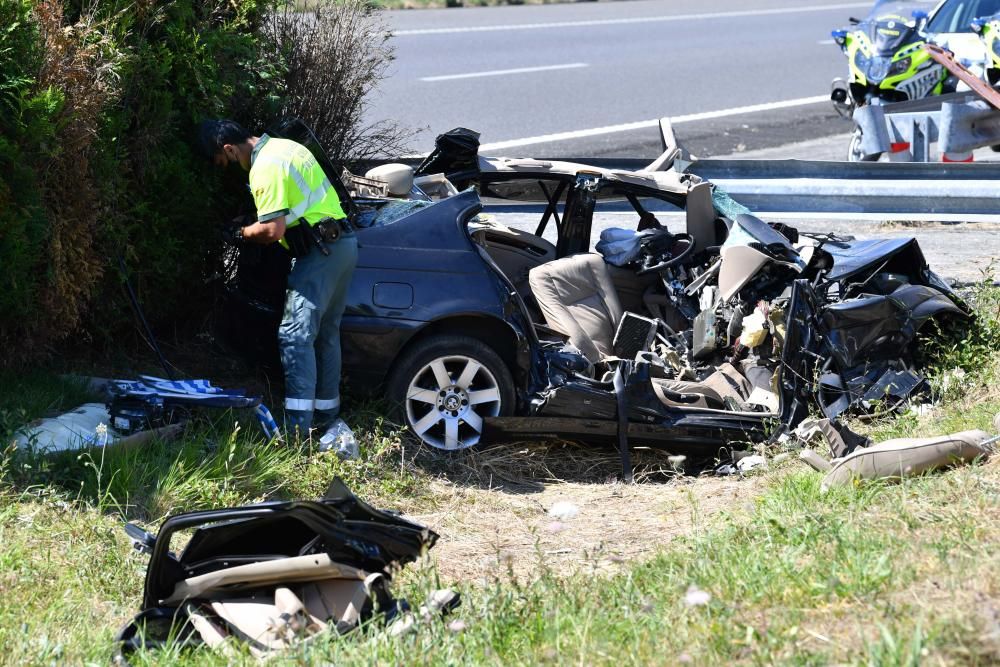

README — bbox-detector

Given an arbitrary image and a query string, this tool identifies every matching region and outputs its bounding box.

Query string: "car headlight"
[887,56,912,77]
[867,56,892,82]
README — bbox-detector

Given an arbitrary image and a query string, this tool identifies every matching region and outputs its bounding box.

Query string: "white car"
[923,0,1000,76]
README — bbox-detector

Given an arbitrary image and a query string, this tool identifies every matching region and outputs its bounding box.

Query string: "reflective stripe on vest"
[253,155,335,228]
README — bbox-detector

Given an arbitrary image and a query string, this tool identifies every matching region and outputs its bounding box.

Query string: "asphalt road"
[369,0,868,158]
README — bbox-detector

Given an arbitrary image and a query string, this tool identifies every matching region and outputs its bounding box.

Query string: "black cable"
[117,255,175,381]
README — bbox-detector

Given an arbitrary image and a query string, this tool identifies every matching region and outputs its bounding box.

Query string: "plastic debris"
[548,501,580,521]
[791,417,827,447]
[736,455,767,472]
[684,585,711,607]
[821,430,994,491]
[907,403,936,418]
[798,448,833,472]
[739,309,768,348]
[319,418,359,460]
[255,405,282,442]
[15,403,113,452]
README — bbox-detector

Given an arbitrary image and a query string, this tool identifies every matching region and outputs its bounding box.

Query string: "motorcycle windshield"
[857,3,921,54]
[856,1,933,54]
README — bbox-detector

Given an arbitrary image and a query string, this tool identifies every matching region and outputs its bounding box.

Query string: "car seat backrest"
[528,253,624,363]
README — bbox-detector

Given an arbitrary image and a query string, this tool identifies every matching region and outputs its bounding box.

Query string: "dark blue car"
[222,143,965,477]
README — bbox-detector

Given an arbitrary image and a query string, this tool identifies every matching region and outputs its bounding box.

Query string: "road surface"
[369,0,864,157]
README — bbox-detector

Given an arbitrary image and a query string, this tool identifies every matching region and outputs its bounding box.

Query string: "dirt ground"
[405,447,769,582]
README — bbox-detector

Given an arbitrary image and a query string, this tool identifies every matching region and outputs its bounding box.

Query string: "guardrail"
[551,158,1000,215]
[852,94,1000,162]
[356,157,1000,216]
[685,159,1000,215]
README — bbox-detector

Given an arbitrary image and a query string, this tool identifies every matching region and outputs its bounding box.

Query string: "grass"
[1,282,999,665]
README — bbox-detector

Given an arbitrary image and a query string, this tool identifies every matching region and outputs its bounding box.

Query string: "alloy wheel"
[405,354,502,450]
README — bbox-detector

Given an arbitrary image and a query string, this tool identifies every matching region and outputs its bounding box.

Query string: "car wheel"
[387,335,514,451]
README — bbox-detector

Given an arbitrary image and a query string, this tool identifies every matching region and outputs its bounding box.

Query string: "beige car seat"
[529,254,754,410]
[161,553,385,655]
[528,253,624,363]
[651,363,751,409]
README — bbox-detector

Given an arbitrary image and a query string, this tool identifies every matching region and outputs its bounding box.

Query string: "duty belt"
[314,217,353,243]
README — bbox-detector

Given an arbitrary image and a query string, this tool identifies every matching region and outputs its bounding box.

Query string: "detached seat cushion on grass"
[821,429,993,490]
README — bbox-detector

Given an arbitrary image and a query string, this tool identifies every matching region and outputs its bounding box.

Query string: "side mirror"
[911,9,928,29]
[831,28,848,45]
[971,18,986,34]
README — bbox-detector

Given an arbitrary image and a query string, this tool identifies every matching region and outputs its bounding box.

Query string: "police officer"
[199,120,358,439]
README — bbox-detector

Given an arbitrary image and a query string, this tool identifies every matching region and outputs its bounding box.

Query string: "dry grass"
[407,471,766,583]
[367,438,770,583]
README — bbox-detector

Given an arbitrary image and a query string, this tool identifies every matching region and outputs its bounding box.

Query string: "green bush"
[0,0,56,348]
[0,0,405,367]
[1,1,307,364]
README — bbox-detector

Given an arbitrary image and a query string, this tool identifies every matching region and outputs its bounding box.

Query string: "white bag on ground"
[319,418,359,459]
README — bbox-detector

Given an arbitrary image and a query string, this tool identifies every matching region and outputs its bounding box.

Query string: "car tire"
[387,334,515,451]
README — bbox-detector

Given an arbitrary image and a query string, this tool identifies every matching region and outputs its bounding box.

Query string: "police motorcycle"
[831,1,949,160]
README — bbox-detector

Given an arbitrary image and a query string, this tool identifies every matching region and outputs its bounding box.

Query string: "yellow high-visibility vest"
[249,135,345,249]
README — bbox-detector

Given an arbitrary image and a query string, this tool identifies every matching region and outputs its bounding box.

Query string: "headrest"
[365,163,414,197]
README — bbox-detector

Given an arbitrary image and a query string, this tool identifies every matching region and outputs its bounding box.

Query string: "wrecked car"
[221,123,967,475]
[116,479,445,658]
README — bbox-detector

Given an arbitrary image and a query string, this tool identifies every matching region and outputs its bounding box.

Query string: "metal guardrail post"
[904,113,933,162]
[855,105,939,162]
[939,99,1000,154]
[850,88,1000,162]
[855,105,890,158]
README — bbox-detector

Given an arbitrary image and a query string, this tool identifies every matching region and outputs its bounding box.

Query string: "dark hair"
[196,119,251,159]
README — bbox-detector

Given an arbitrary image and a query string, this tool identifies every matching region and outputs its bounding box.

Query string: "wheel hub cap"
[438,386,468,416]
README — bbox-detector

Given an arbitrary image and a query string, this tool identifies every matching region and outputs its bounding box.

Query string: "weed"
[918,277,1000,382]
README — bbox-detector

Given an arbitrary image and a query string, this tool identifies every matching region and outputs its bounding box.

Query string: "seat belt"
[612,362,634,484]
